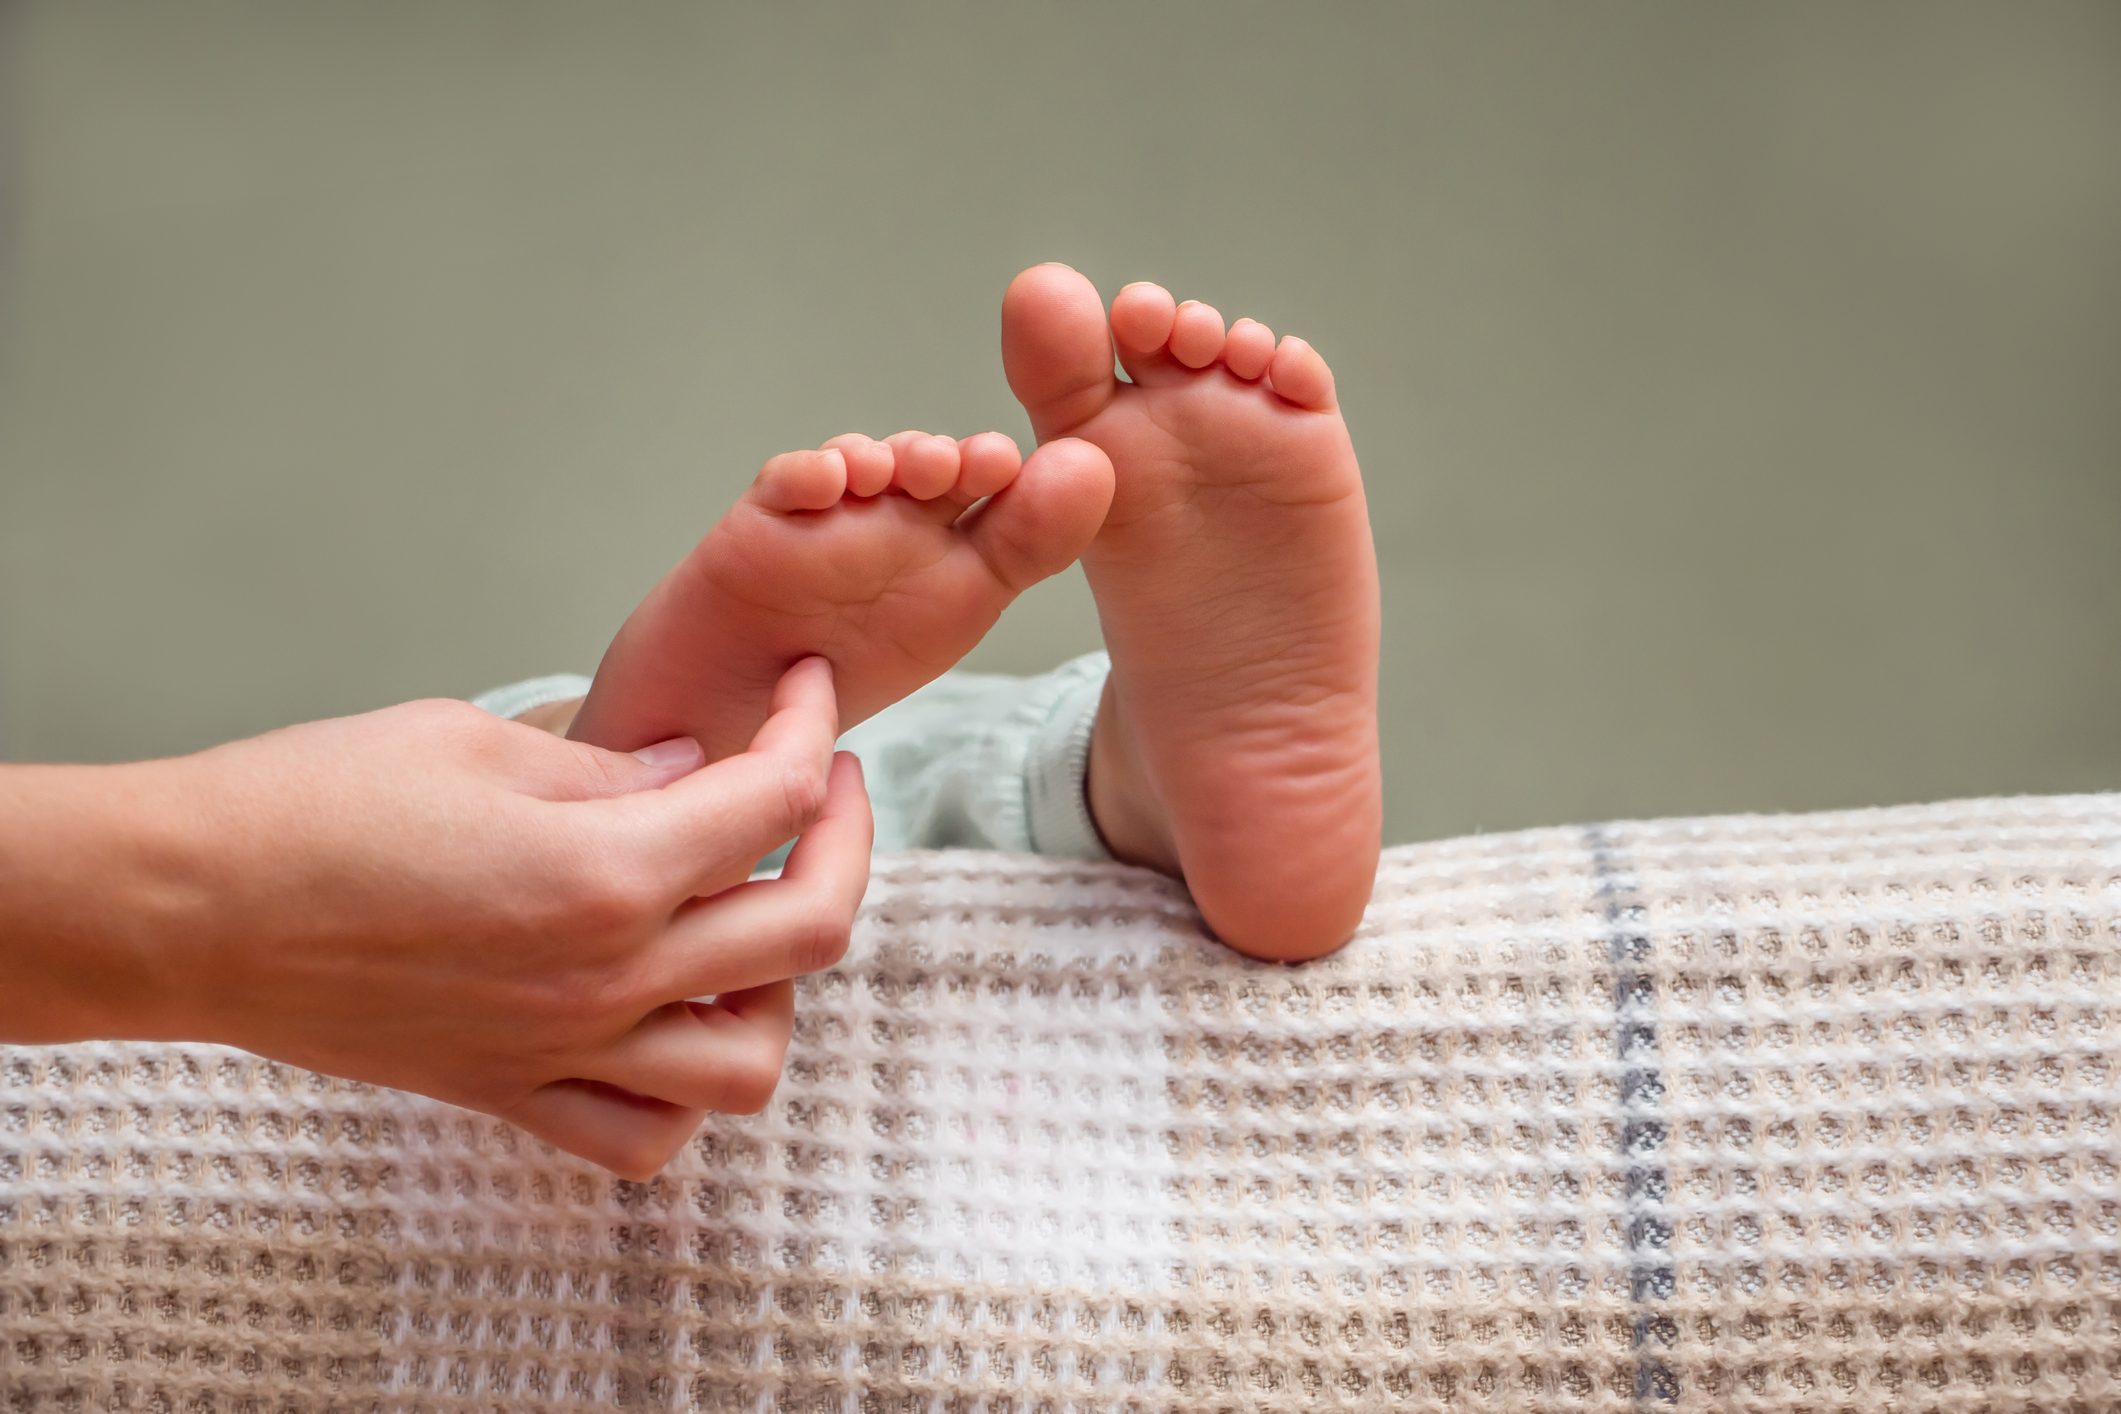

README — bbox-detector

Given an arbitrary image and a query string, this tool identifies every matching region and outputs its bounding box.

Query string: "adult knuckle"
[575,956,657,1027]
[776,758,826,834]
[550,852,656,940]
[402,696,493,742]
[608,1127,680,1182]
[500,952,619,1039]
[568,748,630,798]
[408,698,524,771]
[570,744,659,802]
[719,1049,786,1116]
[787,898,854,975]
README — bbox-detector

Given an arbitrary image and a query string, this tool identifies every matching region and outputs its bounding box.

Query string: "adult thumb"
[626,736,708,786]
[539,734,707,801]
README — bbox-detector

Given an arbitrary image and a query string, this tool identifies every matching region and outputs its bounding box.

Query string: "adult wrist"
[0,759,216,1044]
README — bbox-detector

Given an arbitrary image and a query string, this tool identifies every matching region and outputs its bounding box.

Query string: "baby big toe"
[963,438,1114,592]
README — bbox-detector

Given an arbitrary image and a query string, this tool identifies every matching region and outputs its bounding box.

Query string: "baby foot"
[1002,264,1381,961]
[568,430,1115,769]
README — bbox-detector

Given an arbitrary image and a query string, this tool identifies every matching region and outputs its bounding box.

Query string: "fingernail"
[632,736,704,772]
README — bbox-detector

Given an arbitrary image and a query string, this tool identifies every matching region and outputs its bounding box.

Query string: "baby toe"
[822,433,894,497]
[1222,318,1276,381]
[1168,300,1226,369]
[887,431,962,500]
[952,432,1023,503]
[1110,281,1179,357]
[752,448,847,512]
[1266,335,1338,410]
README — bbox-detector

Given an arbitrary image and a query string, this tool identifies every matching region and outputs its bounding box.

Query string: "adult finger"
[581,980,796,1115]
[597,656,841,899]
[503,1080,708,1182]
[517,730,709,803]
[738,654,840,771]
[650,752,872,998]
[433,699,704,804]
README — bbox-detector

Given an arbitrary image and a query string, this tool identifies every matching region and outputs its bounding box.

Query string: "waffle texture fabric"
[4,791,2120,1412]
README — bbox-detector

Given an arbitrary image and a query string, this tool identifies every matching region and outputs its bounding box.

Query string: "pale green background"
[2,1,2117,844]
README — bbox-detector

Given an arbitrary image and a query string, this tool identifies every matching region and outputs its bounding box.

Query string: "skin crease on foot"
[1001,263,1384,963]
[566,430,1115,771]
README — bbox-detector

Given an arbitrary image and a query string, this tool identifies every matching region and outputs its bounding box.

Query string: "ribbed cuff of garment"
[828,649,1115,858]
[470,673,593,721]
[1021,651,1113,861]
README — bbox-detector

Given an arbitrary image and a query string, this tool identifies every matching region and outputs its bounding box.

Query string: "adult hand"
[0,658,870,1178]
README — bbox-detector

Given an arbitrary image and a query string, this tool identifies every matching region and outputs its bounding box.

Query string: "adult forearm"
[0,761,207,1044]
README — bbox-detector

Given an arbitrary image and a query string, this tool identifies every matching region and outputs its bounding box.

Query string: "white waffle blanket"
[5,792,2120,1411]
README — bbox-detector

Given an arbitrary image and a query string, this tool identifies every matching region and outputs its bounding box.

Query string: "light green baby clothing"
[472,653,1115,865]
